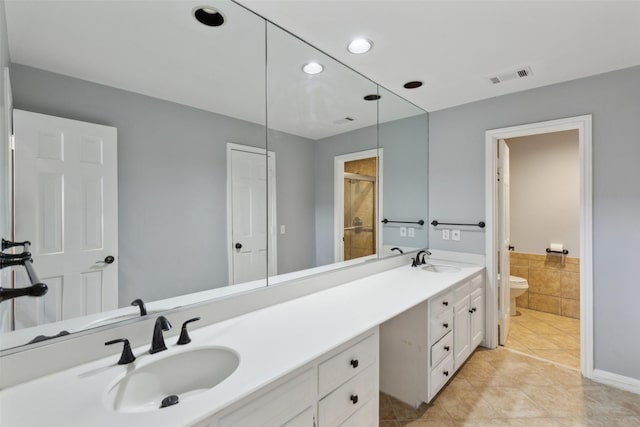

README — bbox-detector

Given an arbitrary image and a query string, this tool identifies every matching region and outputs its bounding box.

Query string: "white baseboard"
[592,369,640,395]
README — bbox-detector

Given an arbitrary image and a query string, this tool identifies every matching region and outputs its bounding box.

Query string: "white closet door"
[13,110,118,329]
[230,148,268,285]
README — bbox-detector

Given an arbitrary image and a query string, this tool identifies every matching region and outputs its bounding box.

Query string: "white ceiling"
[6,0,268,129]
[240,0,640,112]
[4,0,423,140]
[6,1,639,139]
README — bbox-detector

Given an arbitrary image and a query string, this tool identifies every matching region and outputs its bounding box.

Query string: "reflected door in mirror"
[13,110,118,328]
[228,145,276,285]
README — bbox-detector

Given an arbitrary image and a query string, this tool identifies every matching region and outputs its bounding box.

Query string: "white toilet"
[498,274,529,316]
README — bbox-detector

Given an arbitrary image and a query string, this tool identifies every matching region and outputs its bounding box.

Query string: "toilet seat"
[509,275,529,290]
[497,274,529,289]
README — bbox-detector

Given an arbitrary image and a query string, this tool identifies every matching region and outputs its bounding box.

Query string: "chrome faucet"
[149,316,172,354]
[412,249,432,267]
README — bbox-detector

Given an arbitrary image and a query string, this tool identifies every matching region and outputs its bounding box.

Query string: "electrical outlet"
[452,229,461,241]
[442,229,450,240]
[400,227,407,237]
[408,227,415,237]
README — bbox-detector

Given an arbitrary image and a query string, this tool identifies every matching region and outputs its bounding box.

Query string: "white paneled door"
[228,144,276,285]
[498,139,511,345]
[13,110,117,329]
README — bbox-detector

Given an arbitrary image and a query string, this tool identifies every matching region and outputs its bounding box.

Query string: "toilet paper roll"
[549,243,564,252]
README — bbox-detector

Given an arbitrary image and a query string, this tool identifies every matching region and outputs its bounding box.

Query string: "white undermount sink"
[422,264,462,273]
[106,347,239,413]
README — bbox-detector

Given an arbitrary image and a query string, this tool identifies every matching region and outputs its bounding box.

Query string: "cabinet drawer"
[338,397,377,427]
[431,330,453,367]
[429,310,453,343]
[430,355,454,398]
[219,368,314,427]
[429,291,453,319]
[318,333,376,396]
[319,364,377,427]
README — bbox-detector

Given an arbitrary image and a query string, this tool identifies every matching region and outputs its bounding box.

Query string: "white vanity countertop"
[0,259,484,427]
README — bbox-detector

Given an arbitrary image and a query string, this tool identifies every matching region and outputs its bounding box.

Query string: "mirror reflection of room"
[0,0,428,351]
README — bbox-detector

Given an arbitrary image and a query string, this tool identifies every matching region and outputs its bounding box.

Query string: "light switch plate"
[442,229,450,240]
[400,227,407,237]
[452,229,461,241]
[280,225,286,234]
[408,227,415,237]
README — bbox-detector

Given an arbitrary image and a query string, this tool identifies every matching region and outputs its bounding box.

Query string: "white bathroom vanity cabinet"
[380,271,485,406]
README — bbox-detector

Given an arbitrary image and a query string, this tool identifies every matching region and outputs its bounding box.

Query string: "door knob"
[235,243,242,249]
[96,255,115,264]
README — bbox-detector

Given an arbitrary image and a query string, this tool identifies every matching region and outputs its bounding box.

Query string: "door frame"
[226,143,277,285]
[333,148,383,263]
[484,115,593,377]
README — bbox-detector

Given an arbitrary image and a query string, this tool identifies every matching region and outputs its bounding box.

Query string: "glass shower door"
[343,157,377,261]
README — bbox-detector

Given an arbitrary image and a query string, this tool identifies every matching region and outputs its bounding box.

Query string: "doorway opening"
[499,130,581,370]
[485,115,593,377]
[334,149,383,263]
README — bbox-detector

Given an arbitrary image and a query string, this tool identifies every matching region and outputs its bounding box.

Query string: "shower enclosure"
[343,158,377,261]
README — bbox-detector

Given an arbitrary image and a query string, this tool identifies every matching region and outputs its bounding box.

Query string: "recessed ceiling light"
[403,81,423,89]
[347,38,373,54]
[302,62,324,75]
[193,6,225,27]
[363,94,381,101]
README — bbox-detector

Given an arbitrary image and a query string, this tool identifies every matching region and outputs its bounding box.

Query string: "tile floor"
[505,307,581,370]
[380,348,640,426]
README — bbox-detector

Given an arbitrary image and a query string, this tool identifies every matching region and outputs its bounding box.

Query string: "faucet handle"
[105,338,136,364]
[177,317,201,345]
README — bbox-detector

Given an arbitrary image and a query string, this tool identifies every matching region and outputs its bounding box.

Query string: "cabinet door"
[283,407,314,427]
[218,368,314,427]
[470,288,484,349]
[453,299,470,369]
[338,398,377,427]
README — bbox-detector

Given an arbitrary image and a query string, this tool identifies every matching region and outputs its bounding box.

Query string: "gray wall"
[508,130,579,255]
[314,125,378,266]
[379,114,429,249]
[10,64,315,306]
[429,65,640,380]
[314,114,429,265]
[0,0,11,329]
[266,129,316,274]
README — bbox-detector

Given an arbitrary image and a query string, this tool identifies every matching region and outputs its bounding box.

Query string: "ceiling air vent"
[489,66,533,84]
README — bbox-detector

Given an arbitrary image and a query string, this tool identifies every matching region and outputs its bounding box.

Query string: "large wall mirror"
[0,0,428,352]
[265,24,429,276]
[377,87,429,254]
